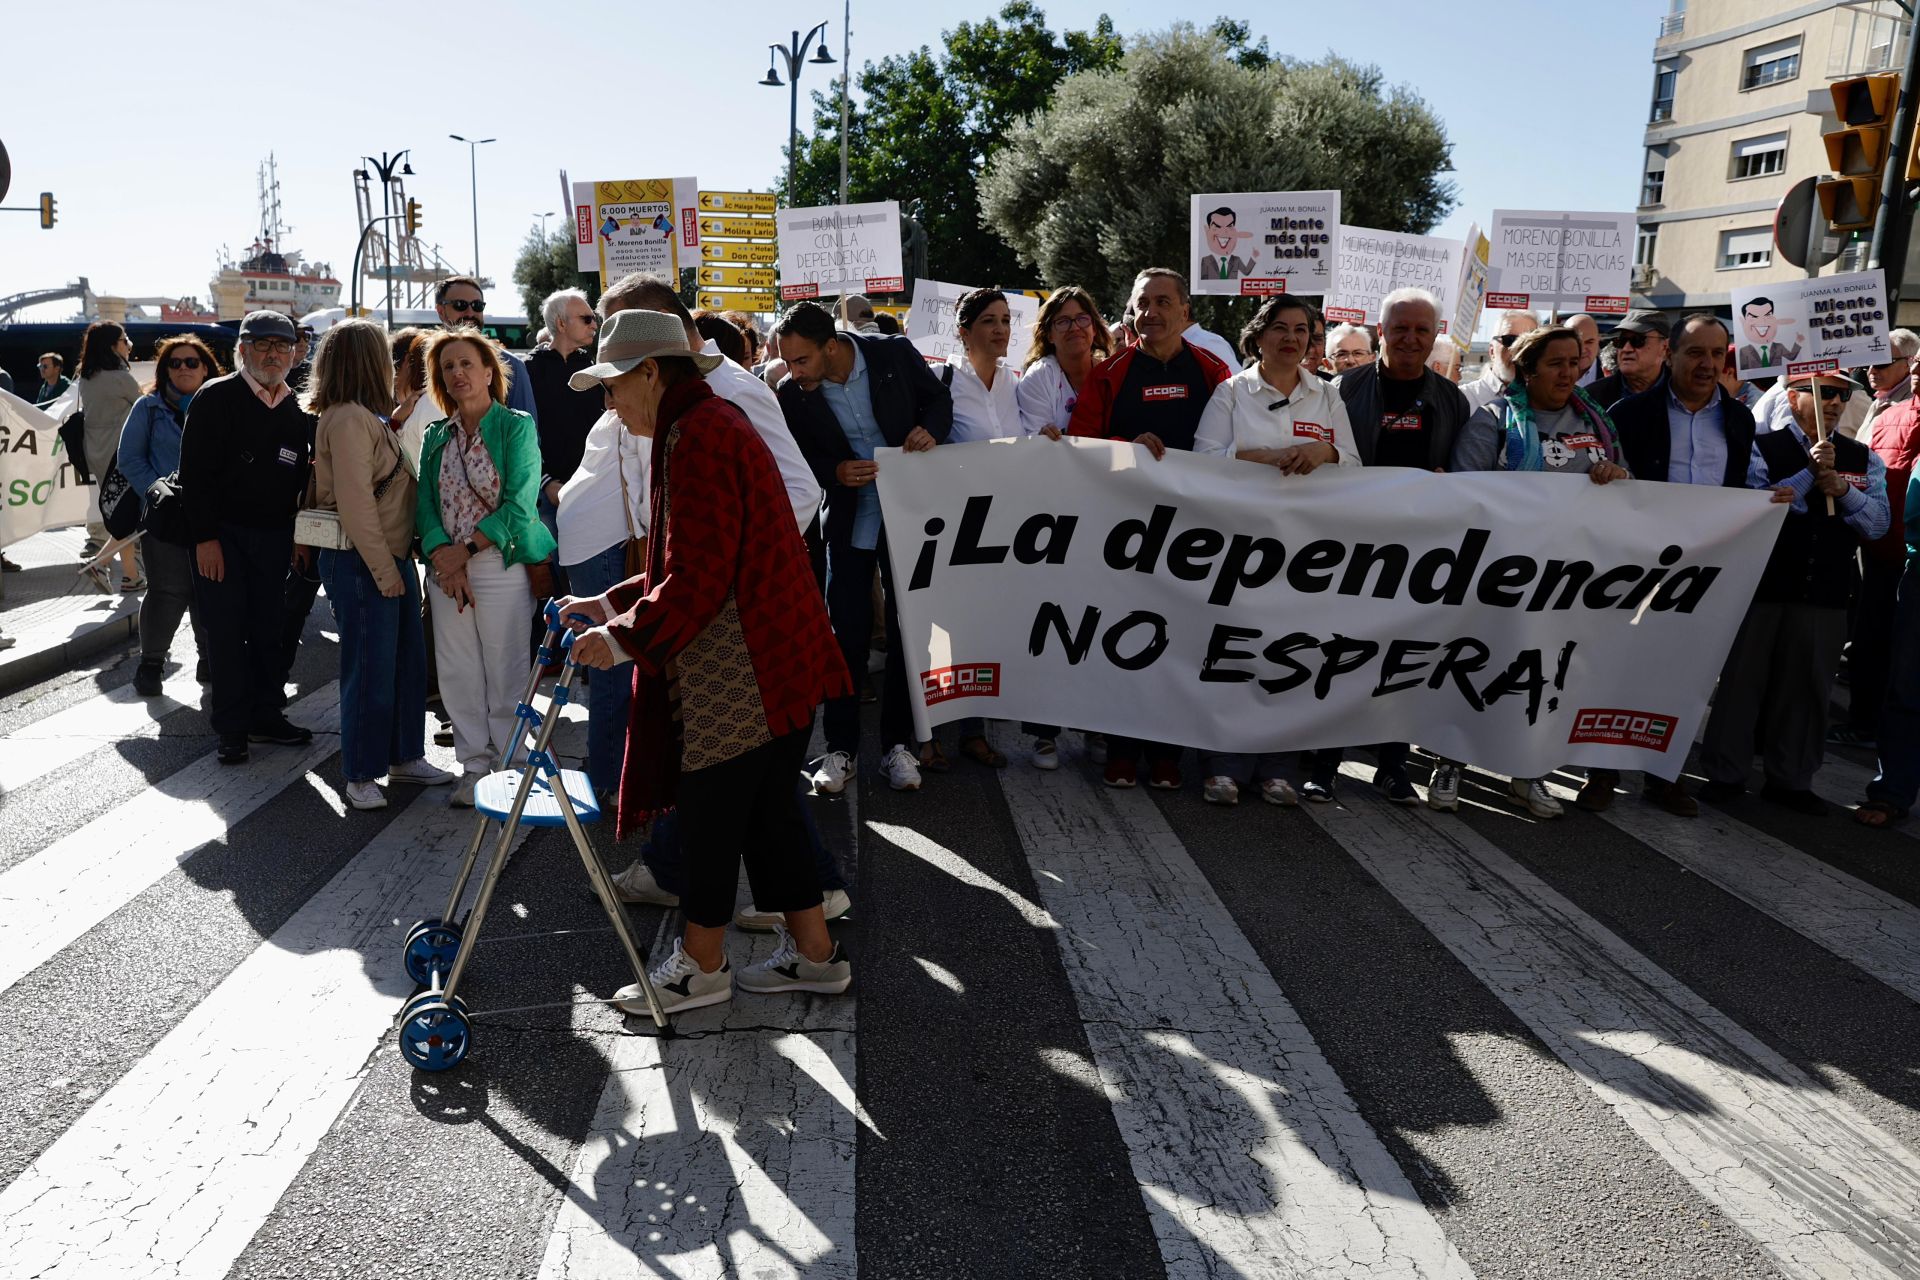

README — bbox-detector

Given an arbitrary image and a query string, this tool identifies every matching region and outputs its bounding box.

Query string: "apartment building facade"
[1634,0,1912,316]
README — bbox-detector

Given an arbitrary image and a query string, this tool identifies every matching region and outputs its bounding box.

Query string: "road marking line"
[993,737,1476,1279]
[537,718,859,1280]
[0,748,545,1278]
[1309,769,1920,1280]
[0,667,205,794]
[0,681,343,996]
[1552,776,1920,1007]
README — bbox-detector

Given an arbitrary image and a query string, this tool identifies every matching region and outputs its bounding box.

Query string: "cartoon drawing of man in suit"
[1200,207,1259,281]
[1737,296,1803,372]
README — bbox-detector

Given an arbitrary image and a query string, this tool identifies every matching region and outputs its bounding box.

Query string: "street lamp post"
[759,22,835,207]
[535,210,555,242]
[449,134,496,279]
[362,149,414,329]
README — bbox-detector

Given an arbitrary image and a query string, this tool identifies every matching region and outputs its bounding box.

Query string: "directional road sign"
[698,266,777,289]
[699,215,776,240]
[698,190,777,215]
[701,241,779,265]
[698,291,776,313]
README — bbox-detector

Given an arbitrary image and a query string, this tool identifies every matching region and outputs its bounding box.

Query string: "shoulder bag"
[295,423,409,551]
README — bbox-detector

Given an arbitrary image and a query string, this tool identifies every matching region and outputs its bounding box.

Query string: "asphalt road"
[1,607,1917,1280]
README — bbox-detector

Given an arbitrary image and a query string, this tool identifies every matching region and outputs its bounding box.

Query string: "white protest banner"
[1487,209,1634,315]
[0,387,90,548]
[1328,227,1460,328]
[776,201,904,301]
[572,178,700,284]
[1729,269,1890,381]
[1190,191,1339,297]
[875,439,1781,780]
[906,280,1040,370]
[1450,223,1492,353]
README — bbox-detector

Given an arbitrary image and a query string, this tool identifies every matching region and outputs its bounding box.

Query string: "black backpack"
[57,411,91,485]
[141,472,193,546]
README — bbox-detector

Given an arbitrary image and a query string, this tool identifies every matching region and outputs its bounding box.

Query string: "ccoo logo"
[921,663,1001,706]
[1568,708,1676,752]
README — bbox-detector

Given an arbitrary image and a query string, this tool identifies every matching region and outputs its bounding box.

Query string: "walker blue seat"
[474,766,601,827]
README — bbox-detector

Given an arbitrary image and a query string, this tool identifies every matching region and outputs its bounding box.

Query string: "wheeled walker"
[395,602,673,1072]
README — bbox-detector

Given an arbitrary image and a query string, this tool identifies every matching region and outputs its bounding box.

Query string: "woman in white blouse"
[1190,295,1361,808]
[1015,285,1111,440]
[944,288,1023,443]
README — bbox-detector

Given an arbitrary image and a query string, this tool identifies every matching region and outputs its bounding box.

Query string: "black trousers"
[1846,557,1903,735]
[192,523,293,740]
[677,728,821,929]
[1310,742,1408,779]
[277,557,323,690]
[823,537,914,756]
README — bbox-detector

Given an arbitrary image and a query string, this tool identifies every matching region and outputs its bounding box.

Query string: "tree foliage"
[782,1,1123,289]
[978,23,1457,329]
[511,226,598,331]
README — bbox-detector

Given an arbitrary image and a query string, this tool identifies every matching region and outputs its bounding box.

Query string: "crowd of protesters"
[75,252,1920,1013]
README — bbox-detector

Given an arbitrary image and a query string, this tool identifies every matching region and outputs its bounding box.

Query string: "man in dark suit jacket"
[1587,313,1756,819]
[775,301,953,796]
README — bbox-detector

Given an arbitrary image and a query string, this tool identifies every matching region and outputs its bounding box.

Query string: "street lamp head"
[449,133,465,142]
[810,44,836,64]
[761,67,784,86]
[400,161,415,176]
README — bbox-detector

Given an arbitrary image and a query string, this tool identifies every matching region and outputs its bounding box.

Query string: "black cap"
[1609,310,1671,339]
[238,310,298,341]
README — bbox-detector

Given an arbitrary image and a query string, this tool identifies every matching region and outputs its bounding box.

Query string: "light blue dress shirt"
[820,343,886,550]
[1747,412,1891,541]
[1665,386,1728,486]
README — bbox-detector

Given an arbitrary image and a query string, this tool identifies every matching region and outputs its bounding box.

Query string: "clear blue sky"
[0,0,1664,316]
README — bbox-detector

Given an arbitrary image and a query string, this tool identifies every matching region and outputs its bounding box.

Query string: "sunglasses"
[1871,357,1909,371]
[1050,313,1095,333]
[1494,333,1520,348]
[165,356,203,370]
[445,298,486,313]
[573,312,599,326]
[1614,331,1652,349]
[1796,384,1854,403]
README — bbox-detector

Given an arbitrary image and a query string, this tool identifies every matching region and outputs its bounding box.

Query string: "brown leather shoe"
[1644,778,1699,817]
[1576,769,1620,812]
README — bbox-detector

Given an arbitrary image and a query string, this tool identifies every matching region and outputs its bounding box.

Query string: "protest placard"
[1487,210,1634,314]
[876,438,1781,780]
[1328,227,1461,327]
[776,201,905,300]
[1190,191,1340,297]
[1729,269,1891,380]
[906,280,1040,369]
[1450,223,1491,352]
[572,178,700,286]
[0,386,90,548]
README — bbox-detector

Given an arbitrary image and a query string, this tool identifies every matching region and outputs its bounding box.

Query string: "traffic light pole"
[1868,11,1920,308]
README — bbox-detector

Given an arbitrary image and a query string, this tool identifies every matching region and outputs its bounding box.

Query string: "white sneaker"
[811,750,854,795]
[1202,776,1240,805]
[881,743,922,791]
[343,779,386,811]
[1032,738,1060,771]
[620,938,731,1015]
[1428,763,1461,812]
[1260,778,1298,807]
[610,859,680,906]
[735,925,853,995]
[450,773,480,808]
[733,887,851,932]
[389,757,456,786]
[1511,776,1564,819]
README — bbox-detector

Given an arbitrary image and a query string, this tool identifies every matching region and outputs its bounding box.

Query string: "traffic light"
[37,191,54,230]
[1819,74,1900,232]
[405,198,423,236]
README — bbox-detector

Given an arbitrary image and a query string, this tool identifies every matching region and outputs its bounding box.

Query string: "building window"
[1636,225,1659,267]
[1742,37,1801,90]
[1642,169,1666,205]
[1651,62,1677,121]
[1719,227,1774,270]
[1731,133,1788,180]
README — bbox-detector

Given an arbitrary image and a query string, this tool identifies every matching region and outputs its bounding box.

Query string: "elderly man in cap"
[1462,309,1538,411]
[837,294,880,334]
[1697,367,1889,814]
[1587,311,1669,409]
[179,311,318,765]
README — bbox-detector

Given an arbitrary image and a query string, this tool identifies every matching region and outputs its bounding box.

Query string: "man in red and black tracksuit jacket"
[1068,268,1231,790]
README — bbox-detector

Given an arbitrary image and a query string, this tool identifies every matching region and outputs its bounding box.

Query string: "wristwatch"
[464,539,480,557]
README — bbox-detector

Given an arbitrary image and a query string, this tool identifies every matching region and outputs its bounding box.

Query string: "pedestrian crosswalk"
[2,628,1919,1280]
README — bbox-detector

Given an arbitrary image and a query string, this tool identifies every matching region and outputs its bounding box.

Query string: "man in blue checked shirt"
[1698,368,1889,816]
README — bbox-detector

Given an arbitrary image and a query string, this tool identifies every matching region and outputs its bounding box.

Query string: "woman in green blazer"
[417,329,557,803]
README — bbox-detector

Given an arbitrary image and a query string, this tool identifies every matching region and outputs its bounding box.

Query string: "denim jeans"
[564,541,634,795]
[1870,558,1920,812]
[320,550,428,783]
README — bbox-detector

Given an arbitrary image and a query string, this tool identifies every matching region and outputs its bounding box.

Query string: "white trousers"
[428,548,530,776]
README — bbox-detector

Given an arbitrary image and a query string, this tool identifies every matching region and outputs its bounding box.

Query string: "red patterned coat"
[604,378,849,835]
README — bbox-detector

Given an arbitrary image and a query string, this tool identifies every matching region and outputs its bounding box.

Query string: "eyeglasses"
[165,356,203,370]
[444,297,486,313]
[1050,313,1095,333]
[245,338,294,354]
